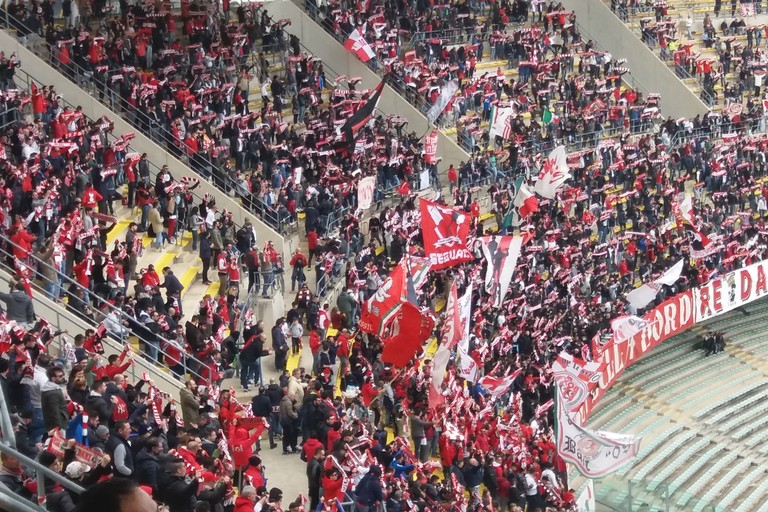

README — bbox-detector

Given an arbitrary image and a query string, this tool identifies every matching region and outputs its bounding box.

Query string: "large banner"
[577,291,694,420]
[694,259,768,322]
[419,199,474,269]
[479,235,524,307]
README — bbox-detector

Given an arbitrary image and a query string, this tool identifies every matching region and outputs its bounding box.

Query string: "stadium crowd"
[3,1,768,512]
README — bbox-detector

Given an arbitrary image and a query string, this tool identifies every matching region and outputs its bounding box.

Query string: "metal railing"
[0,8,362,238]
[0,11,292,236]
[0,232,208,385]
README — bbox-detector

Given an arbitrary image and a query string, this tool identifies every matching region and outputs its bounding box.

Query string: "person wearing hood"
[134,437,164,496]
[0,282,35,327]
[243,455,265,488]
[354,464,384,512]
[228,418,263,471]
[41,365,69,431]
[389,451,414,479]
[265,379,283,448]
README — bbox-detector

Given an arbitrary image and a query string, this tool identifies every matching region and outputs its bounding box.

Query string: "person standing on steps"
[216,249,229,297]
[279,388,299,455]
[239,328,270,391]
[272,317,289,372]
[199,231,212,285]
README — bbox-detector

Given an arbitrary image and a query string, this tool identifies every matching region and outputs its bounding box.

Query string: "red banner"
[419,199,473,270]
[47,429,104,467]
[424,130,438,164]
[577,291,694,421]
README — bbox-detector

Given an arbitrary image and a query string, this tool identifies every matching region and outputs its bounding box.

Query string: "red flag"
[358,257,430,336]
[397,181,411,195]
[344,28,376,62]
[419,198,473,270]
[381,302,435,368]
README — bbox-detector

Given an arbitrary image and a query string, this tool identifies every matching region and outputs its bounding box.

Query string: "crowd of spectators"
[608,0,768,110]
[5,1,768,512]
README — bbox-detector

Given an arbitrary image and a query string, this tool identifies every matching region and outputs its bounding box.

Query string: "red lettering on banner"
[757,265,768,297]
[578,291,694,420]
[741,269,753,302]
[712,283,723,314]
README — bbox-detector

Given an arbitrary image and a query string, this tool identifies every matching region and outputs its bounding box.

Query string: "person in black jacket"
[240,328,270,392]
[85,378,117,426]
[199,232,212,285]
[159,460,201,512]
[134,437,164,496]
[13,409,39,459]
[105,421,134,478]
[306,447,325,511]
[37,451,76,512]
[0,451,34,503]
[41,366,69,431]
[271,318,289,372]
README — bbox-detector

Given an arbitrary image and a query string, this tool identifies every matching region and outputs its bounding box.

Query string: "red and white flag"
[478,369,522,399]
[424,130,439,164]
[534,145,571,199]
[419,198,473,270]
[344,28,376,62]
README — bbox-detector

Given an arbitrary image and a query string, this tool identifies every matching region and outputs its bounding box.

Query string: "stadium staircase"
[572,298,768,511]
[596,0,768,110]
[0,29,288,332]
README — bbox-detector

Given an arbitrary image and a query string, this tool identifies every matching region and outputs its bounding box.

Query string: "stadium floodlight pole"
[0,383,16,449]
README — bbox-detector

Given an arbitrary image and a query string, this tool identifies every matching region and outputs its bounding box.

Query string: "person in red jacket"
[309,329,322,375]
[10,228,36,260]
[439,434,459,477]
[307,228,318,268]
[322,468,344,506]
[234,486,262,512]
[302,433,325,462]
[243,456,265,488]
[228,419,265,470]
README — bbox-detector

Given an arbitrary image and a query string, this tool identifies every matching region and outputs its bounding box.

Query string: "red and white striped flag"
[344,28,375,62]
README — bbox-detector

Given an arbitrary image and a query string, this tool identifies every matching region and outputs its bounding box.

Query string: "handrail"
[0,8,345,237]
[0,443,87,495]
[0,11,289,237]
[0,481,44,512]
[0,232,208,385]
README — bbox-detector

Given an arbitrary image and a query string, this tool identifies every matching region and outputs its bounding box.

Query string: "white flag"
[555,386,642,478]
[357,176,376,212]
[534,146,571,199]
[610,315,650,343]
[456,284,476,382]
[426,81,458,125]
[480,235,524,307]
[489,106,514,140]
[552,353,604,412]
[626,259,684,309]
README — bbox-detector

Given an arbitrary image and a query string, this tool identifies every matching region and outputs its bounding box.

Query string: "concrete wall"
[570,0,710,119]
[0,30,291,260]
[265,1,472,174]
